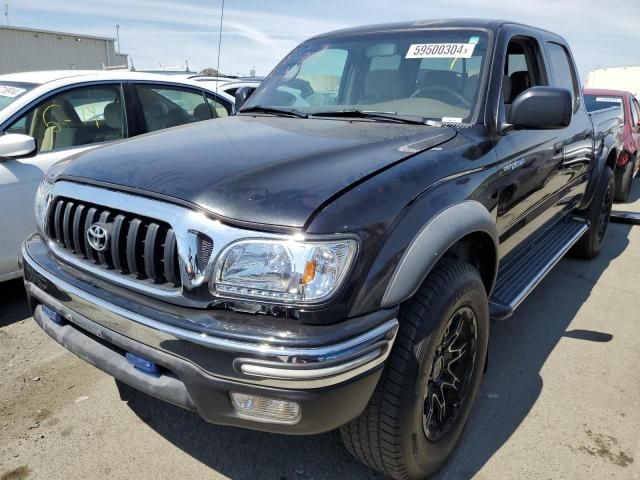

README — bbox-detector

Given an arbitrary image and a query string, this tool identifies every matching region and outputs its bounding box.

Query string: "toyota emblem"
[87,223,109,252]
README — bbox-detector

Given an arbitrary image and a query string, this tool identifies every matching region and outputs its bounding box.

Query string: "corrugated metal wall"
[0,26,128,74]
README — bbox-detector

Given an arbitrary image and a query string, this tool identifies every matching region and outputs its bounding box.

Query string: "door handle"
[553,142,563,155]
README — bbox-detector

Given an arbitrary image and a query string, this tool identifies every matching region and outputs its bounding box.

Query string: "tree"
[199,67,220,76]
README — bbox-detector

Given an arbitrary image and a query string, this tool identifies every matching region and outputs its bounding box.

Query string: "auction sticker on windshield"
[595,97,622,103]
[406,43,476,59]
[0,85,26,98]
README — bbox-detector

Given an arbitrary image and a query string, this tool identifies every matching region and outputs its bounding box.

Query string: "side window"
[631,98,640,126]
[547,42,580,111]
[6,84,125,153]
[503,38,544,107]
[205,94,231,118]
[135,85,211,133]
[275,48,348,107]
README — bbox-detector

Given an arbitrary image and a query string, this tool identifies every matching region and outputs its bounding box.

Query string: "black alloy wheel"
[423,306,478,442]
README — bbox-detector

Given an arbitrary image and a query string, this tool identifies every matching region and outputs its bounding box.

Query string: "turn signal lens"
[301,260,317,285]
[230,392,301,424]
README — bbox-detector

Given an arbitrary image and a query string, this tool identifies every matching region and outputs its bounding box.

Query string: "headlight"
[211,239,357,304]
[34,178,54,233]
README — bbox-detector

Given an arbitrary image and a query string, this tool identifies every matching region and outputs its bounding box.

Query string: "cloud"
[8,0,640,77]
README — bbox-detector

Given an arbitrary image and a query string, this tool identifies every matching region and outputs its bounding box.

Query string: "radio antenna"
[215,0,225,94]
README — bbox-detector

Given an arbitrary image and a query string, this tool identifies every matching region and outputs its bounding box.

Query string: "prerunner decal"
[406,43,476,59]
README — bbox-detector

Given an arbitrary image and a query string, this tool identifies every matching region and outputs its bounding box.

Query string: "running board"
[489,218,588,320]
[610,211,640,225]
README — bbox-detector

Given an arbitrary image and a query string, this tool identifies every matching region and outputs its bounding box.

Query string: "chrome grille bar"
[48,196,180,289]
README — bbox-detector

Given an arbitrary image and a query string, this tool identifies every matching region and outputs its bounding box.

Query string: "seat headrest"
[193,103,212,120]
[103,103,122,130]
[45,98,81,127]
[509,71,532,102]
[364,70,402,98]
[502,75,512,103]
[147,102,169,119]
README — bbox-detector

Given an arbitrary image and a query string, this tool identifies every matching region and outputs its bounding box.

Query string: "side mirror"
[508,87,572,129]
[0,133,37,158]
[234,86,256,111]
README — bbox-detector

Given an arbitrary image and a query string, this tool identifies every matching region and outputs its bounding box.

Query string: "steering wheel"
[410,85,472,109]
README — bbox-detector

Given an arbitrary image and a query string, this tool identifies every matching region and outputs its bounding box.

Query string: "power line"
[215,0,224,94]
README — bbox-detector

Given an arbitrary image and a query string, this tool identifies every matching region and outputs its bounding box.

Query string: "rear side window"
[205,94,231,118]
[547,42,579,111]
[135,85,211,133]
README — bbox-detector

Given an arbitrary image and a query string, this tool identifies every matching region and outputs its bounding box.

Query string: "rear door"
[545,41,593,192]
[0,82,126,277]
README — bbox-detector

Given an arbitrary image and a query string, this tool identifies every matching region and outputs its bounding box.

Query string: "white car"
[0,70,234,281]
[191,77,262,97]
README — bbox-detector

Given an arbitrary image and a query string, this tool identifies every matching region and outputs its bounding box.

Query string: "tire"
[614,156,635,202]
[573,166,614,259]
[340,259,489,479]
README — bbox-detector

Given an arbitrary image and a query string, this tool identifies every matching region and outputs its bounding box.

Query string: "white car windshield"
[0,81,35,114]
[244,29,490,123]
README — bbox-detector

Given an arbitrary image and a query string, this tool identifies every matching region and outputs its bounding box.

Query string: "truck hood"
[53,115,456,228]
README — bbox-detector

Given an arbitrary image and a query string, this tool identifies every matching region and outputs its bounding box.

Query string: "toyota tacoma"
[22,19,620,479]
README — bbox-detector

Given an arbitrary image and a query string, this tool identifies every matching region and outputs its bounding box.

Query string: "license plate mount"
[125,352,160,377]
[42,304,64,325]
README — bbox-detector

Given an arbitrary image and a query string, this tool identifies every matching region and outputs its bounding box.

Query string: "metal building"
[0,25,128,74]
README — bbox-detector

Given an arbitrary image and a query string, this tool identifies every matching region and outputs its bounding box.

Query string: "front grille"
[48,196,181,287]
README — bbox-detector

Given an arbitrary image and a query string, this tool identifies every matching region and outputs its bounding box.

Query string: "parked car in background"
[23,20,620,479]
[586,66,640,100]
[0,70,234,281]
[192,77,262,97]
[584,89,640,200]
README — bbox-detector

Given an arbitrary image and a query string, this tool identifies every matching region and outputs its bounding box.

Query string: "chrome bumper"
[22,239,398,390]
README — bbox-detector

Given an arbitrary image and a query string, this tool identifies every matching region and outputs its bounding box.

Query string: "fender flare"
[580,136,619,209]
[381,200,499,307]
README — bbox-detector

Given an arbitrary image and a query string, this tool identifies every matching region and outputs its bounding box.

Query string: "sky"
[5,0,640,79]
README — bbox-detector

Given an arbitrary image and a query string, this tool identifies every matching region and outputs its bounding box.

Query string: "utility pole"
[115,24,121,54]
[4,2,10,26]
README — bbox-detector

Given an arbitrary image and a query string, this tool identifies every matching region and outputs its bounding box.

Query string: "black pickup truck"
[22,19,620,479]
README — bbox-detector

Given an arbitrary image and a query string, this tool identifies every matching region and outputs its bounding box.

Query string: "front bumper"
[22,235,398,434]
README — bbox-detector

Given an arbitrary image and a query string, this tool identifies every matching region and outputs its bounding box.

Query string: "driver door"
[0,83,126,279]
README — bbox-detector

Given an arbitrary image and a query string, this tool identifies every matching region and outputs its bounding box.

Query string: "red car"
[584,89,640,201]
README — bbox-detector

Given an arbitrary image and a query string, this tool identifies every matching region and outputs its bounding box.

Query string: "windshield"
[244,29,490,123]
[0,81,36,114]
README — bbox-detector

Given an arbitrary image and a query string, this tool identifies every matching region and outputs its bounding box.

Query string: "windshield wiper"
[239,105,308,118]
[310,109,437,125]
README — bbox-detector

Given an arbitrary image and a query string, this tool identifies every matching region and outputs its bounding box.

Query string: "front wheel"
[340,259,489,479]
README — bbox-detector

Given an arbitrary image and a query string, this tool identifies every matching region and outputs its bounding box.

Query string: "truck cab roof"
[314,18,559,39]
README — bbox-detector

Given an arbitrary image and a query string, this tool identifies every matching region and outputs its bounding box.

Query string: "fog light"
[230,392,301,424]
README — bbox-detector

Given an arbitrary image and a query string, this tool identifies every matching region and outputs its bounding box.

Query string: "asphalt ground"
[1,181,639,480]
